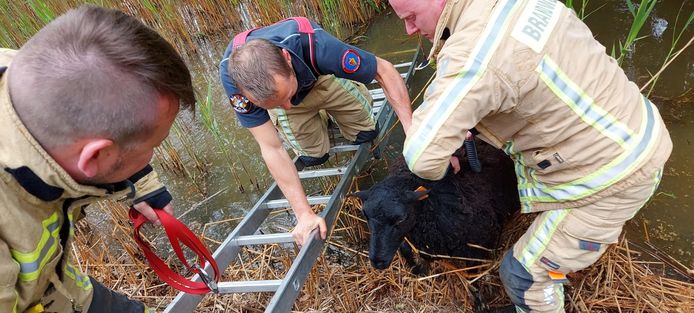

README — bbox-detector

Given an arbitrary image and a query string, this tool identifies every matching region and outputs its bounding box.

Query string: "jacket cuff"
[133,187,172,209]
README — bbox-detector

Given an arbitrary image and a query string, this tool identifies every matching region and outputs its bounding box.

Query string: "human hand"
[450,156,461,174]
[132,201,174,225]
[292,211,327,246]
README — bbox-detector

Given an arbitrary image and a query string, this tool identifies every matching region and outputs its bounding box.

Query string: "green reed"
[612,0,658,66]
[198,81,262,193]
[643,4,694,96]
[0,0,385,54]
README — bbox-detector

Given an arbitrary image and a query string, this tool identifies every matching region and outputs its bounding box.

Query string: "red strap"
[129,208,220,294]
[232,17,315,48]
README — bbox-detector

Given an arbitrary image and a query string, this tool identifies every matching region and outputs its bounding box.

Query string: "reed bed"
[72,167,694,312]
[0,0,385,53]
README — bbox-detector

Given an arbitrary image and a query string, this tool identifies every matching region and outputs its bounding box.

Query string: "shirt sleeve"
[219,53,270,128]
[403,38,513,180]
[312,27,377,84]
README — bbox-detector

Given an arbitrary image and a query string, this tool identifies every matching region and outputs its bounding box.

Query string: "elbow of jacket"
[407,160,447,181]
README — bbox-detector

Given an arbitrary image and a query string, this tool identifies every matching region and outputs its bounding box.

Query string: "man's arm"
[248,121,327,245]
[0,240,20,312]
[129,165,174,225]
[374,56,413,132]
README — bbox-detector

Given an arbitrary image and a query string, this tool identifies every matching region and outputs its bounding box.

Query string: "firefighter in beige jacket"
[390,0,672,312]
[0,6,195,313]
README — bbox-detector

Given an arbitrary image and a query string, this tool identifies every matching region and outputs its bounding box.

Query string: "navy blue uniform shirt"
[219,18,378,128]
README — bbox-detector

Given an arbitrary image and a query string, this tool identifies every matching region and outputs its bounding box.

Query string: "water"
[151,3,692,266]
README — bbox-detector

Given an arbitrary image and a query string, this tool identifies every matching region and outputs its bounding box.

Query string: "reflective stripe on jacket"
[0,48,166,312]
[403,0,672,212]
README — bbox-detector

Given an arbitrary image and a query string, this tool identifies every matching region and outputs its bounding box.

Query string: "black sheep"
[354,140,519,271]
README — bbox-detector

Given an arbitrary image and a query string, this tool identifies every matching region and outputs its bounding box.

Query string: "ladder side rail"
[165,159,302,312]
[264,143,374,313]
[371,47,422,162]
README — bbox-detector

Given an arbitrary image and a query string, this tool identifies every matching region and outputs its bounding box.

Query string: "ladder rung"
[394,61,413,69]
[369,88,385,101]
[264,195,331,209]
[234,233,294,245]
[330,145,359,153]
[217,280,282,293]
[298,167,346,179]
[370,73,406,84]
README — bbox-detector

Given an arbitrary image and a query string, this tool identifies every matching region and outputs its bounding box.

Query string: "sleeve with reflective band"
[218,46,270,128]
[312,28,377,84]
[403,0,519,180]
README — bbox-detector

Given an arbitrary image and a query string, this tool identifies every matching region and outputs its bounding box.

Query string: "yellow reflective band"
[503,141,533,212]
[518,96,660,203]
[518,209,570,269]
[64,263,93,291]
[11,212,60,281]
[25,303,44,313]
[275,108,306,155]
[333,77,375,125]
[404,0,521,171]
[68,211,75,237]
[13,290,19,313]
[537,56,635,147]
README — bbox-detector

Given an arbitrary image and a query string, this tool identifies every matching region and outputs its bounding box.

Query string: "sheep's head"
[353,185,429,270]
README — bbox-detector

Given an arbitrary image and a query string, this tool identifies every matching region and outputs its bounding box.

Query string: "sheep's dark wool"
[356,139,519,270]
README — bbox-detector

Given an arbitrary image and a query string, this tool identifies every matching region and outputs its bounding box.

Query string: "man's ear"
[281,48,292,66]
[76,139,114,178]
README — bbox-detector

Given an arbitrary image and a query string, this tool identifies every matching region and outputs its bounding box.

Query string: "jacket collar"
[429,0,471,60]
[0,57,115,201]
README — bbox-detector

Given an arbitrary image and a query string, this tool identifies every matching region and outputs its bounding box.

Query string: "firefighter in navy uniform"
[219,17,412,246]
[0,5,195,313]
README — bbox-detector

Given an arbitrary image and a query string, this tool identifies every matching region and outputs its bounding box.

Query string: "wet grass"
[198,81,252,193]
[612,0,658,66]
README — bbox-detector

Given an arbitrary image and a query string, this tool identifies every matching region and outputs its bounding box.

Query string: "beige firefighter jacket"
[0,48,166,312]
[403,0,672,212]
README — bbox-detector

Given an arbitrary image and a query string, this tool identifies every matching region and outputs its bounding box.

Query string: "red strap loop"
[232,17,315,48]
[129,208,220,294]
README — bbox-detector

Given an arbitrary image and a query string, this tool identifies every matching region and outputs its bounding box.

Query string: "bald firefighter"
[389,0,672,312]
[0,5,195,312]
[220,17,412,246]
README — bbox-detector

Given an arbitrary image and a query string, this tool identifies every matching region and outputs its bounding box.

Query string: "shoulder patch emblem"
[341,49,361,74]
[230,94,252,113]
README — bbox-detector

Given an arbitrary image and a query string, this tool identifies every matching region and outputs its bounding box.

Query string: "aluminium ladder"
[165,48,422,313]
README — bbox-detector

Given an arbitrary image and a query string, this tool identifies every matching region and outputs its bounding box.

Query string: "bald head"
[228,38,293,104]
[389,0,447,41]
[8,5,195,151]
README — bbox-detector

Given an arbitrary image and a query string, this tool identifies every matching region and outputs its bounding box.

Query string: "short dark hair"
[8,5,195,149]
[228,38,292,104]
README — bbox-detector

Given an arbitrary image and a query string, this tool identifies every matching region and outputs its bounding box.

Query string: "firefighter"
[220,17,412,246]
[388,0,672,312]
[0,5,195,312]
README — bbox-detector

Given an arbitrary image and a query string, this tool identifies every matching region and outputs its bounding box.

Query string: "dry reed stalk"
[73,159,694,312]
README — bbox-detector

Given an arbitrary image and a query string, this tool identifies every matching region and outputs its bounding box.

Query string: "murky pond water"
[149,2,692,266]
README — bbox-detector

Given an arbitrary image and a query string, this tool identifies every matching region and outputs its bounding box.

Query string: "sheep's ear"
[408,186,429,202]
[350,190,370,201]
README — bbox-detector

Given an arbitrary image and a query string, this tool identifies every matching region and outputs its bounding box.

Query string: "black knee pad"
[298,153,330,167]
[353,126,379,145]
